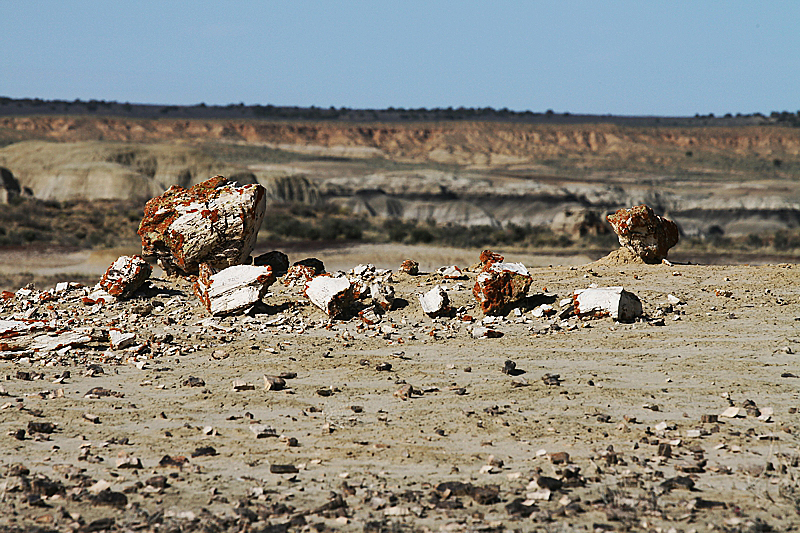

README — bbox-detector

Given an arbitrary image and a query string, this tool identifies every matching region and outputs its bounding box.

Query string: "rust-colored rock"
[284,258,325,286]
[137,176,266,276]
[99,255,151,298]
[606,205,679,263]
[479,250,504,266]
[473,261,532,315]
[399,259,419,275]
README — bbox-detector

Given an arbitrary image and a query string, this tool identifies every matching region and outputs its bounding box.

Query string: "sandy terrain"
[0,250,798,532]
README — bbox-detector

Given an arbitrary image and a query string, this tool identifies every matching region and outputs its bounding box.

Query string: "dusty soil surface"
[0,254,799,532]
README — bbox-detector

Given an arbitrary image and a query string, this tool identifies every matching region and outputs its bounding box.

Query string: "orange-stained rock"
[606,205,679,263]
[479,250,504,267]
[399,259,419,275]
[99,255,151,298]
[473,261,532,315]
[138,176,266,276]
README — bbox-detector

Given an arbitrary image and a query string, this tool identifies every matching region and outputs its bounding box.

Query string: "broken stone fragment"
[358,306,382,325]
[438,265,466,279]
[29,331,92,352]
[573,286,642,322]
[471,326,503,339]
[284,258,325,286]
[252,251,290,276]
[399,259,419,275]
[418,285,450,317]
[606,205,679,263]
[479,250,504,267]
[99,255,151,298]
[473,262,532,315]
[84,288,117,306]
[370,282,395,311]
[193,264,276,316]
[109,330,136,350]
[137,176,266,276]
[305,276,354,318]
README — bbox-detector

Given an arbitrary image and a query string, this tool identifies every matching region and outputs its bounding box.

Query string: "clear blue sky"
[3,1,798,116]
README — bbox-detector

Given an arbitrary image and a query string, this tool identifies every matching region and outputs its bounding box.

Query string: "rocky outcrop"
[138,176,266,276]
[607,205,679,263]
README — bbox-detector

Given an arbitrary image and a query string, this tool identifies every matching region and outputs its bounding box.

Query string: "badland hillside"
[1,98,799,258]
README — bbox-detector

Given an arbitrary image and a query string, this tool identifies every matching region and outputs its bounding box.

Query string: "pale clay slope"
[2,139,800,235]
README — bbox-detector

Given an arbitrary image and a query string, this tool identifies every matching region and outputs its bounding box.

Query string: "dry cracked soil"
[0,254,799,533]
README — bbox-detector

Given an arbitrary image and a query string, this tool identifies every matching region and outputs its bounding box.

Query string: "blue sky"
[3,1,798,116]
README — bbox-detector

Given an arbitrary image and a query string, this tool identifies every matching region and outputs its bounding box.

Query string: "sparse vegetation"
[0,197,143,249]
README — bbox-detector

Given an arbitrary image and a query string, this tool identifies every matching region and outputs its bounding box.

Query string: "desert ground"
[1,247,799,533]
[1,103,799,531]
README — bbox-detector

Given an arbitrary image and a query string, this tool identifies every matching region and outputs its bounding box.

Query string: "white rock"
[87,288,117,305]
[667,294,682,305]
[109,330,136,350]
[438,265,466,279]
[305,276,354,318]
[418,285,449,317]
[30,331,92,352]
[194,265,276,316]
[720,406,741,418]
[471,326,502,339]
[573,286,642,322]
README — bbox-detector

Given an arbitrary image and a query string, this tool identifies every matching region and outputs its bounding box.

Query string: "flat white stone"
[418,285,449,316]
[573,286,642,322]
[109,330,136,350]
[195,265,274,316]
[305,276,353,317]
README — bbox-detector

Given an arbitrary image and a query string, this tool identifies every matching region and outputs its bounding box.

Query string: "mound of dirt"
[594,246,647,265]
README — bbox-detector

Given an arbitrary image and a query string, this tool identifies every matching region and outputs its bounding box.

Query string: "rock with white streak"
[138,176,266,276]
[471,326,503,339]
[305,276,355,318]
[194,264,276,316]
[419,285,450,317]
[573,286,642,322]
[473,261,532,315]
[99,255,152,298]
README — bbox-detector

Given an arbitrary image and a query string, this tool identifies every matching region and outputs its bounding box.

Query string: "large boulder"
[606,205,679,263]
[138,176,266,276]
